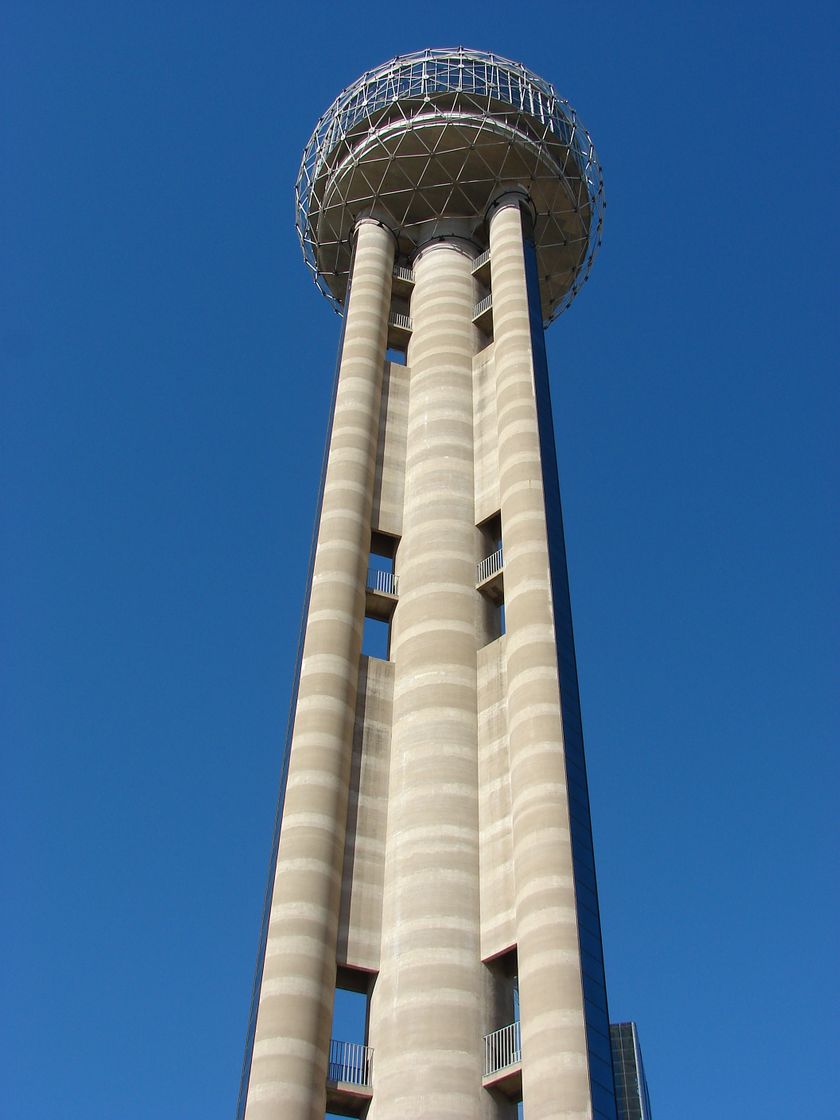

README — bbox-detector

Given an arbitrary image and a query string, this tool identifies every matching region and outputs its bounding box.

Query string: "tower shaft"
[490,199,593,1116]
[245,219,394,1117]
[241,199,613,1120]
[370,240,484,1118]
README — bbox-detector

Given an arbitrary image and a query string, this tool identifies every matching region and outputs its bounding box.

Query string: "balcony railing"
[388,311,413,331]
[367,568,398,596]
[484,1020,521,1076]
[473,293,493,319]
[328,1039,373,1087]
[393,265,415,284]
[477,547,503,585]
[472,248,491,272]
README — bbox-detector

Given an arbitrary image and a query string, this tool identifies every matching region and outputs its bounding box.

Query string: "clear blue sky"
[3,3,837,1117]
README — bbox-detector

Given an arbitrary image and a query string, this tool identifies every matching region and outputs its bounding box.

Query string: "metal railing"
[388,311,413,331]
[393,265,415,283]
[328,1039,373,1087]
[472,248,491,271]
[477,547,503,584]
[484,1020,521,1076]
[473,293,493,318]
[367,568,398,596]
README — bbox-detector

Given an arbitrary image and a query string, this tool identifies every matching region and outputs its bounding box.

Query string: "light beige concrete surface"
[367,238,487,1120]
[245,204,601,1120]
[372,358,409,538]
[489,196,592,1120]
[476,636,516,961]
[337,655,393,971]
[244,218,395,1120]
[473,342,501,526]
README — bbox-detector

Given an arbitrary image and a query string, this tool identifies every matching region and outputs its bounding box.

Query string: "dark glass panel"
[574,848,596,879]
[591,1079,618,1115]
[576,880,601,917]
[589,1050,615,1084]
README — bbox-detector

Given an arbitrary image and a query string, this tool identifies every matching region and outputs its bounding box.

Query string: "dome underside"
[296,53,604,324]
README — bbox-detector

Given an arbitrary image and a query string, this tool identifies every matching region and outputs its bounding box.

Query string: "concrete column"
[245,219,394,1120]
[368,239,483,1120]
[489,197,592,1120]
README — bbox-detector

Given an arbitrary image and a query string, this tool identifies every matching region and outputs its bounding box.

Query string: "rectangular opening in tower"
[362,616,390,659]
[364,531,399,657]
[482,947,522,1102]
[326,967,375,1115]
[477,511,505,640]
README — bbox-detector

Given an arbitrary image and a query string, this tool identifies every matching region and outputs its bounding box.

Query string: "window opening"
[331,987,368,1046]
[328,967,374,1096]
[363,532,399,658]
[368,536,396,581]
[478,512,504,642]
[362,616,390,659]
[483,947,521,1100]
[473,277,494,344]
[480,512,502,554]
[484,946,519,1033]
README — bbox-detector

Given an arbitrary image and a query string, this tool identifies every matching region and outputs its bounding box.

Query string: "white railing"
[473,293,493,318]
[484,1020,521,1076]
[472,248,491,271]
[328,1038,373,1087]
[367,568,398,596]
[388,311,413,331]
[477,547,503,584]
[393,265,415,283]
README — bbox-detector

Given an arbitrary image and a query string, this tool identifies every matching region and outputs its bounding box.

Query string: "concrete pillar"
[489,197,592,1119]
[368,239,483,1120]
[245,218,394,1120]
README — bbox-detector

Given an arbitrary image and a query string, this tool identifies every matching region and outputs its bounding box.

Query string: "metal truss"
[294,47,605,326]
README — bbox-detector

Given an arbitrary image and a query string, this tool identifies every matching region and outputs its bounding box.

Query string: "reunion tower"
[237,47,630,1120]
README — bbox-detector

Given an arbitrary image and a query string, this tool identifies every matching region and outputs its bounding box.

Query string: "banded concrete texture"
[473,341,501,526]
[367,239,486,1120]
[243,207,607,1120]
[244,218,394,1120]
[477,637,515,960]
[371,358,409,538]
[336,655,393,971]
[489,197,592,1119]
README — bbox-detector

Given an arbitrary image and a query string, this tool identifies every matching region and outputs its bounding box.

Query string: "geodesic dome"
[294,47,604,325]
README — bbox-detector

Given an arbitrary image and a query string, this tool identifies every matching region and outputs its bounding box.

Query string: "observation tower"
[238,47,613,1120]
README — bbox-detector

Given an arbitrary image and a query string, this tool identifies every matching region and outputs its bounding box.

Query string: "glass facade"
[610,1022,653,1120]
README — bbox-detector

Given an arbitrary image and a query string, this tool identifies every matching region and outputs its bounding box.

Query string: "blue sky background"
[3,2,837,1117]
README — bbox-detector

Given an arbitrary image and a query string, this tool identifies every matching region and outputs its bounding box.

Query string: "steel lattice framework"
[295,47,605,325]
